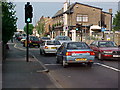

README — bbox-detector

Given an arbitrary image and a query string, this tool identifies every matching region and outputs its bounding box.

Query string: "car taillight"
[29,41,32,43]
[66,52,72,56]
[90,52,95,55]
[45,46,48,49]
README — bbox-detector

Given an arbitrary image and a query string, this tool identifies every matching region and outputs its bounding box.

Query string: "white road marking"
[94,63,120,72]
[14,43,39,51]
[45,63,120,72]
[45,64,61,66]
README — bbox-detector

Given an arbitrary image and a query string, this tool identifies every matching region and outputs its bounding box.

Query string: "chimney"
[109,9,112,13]
[64,1,68,12]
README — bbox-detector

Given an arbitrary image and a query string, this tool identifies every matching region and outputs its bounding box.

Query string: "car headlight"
[103,51,113,54]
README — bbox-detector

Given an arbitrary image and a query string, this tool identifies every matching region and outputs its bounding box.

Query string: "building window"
[76,14,88,22]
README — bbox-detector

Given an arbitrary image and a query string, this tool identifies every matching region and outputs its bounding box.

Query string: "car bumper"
[29,43,39,46]
[44,49,57,54]
[101,54,120,60]
[64,56,95,63]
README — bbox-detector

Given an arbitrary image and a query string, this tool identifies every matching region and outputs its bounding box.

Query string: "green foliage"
[2,1,17,44]
[113,11,120,31]
[36,19,45,35]
[24,24,34,35]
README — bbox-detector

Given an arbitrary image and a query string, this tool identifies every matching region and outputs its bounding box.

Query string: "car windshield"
[55,36,70,40]
[41,37,50,40]
[47,41,61,45]
[67,42,90,49]
[98,41,117,47]
[30,37,39,41]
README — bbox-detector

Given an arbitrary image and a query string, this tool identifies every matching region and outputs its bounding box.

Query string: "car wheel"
[40,49,42,55]
[56,56,60,63]
[98,53,103,60]
[38,45,40,48]
[23,44,25,47]
[87,62,93,67]
[62,60,67,68]
[43,50,46,56]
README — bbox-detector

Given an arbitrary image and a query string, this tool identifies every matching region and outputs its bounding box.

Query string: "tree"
[24,24,34,35]
[2,1,17,44]
[113,11,120,31]
[36,19,45,36]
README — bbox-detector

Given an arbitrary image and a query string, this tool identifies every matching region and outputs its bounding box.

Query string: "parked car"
[56,41,95,68]
[40,37,51,43]
[20,36,27,44]
[40,40,61,55]
[16,35,22,41]
[23,36,41,47]
[54,35,71,44]
[89,40,120,60]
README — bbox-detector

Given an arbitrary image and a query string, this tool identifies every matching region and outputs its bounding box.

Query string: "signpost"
[101,27,106,40]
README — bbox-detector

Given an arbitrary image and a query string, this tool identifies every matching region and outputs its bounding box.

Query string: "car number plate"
[113,55,120,57]
[75,58,87,61]
[51,47,57,49]
[33,44,37,45]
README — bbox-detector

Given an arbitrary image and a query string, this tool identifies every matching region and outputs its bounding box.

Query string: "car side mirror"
[90,44,93,46]
[95,45,99,47]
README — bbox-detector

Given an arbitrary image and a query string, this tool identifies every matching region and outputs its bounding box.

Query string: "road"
[16,41,119,88]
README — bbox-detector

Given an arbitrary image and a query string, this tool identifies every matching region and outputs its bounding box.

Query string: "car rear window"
[67,42,90,49]
[30,37,39,41]
[98,41,117,47]
[41,37,50,40]
[55,36,70,40]
[47,41,61,45]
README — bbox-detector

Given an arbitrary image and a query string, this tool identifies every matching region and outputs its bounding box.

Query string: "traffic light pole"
[81,29,82,42]
[26,23,29,62]
[25,2,33,62]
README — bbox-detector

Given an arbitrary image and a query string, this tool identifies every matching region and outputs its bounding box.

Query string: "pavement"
[2,41,60,89]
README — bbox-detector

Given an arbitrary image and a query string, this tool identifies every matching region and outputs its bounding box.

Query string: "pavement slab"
[2,43,57,88]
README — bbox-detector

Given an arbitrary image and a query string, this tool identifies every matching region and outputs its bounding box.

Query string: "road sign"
[101,28,106,32]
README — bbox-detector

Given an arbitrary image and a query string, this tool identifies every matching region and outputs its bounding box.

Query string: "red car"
[90,41,120,60]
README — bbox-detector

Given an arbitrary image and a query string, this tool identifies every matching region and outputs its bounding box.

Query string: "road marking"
[31,54,63,88]
[45,63,120,72]
[45,64,61,66]
[94,63,120,72]
[14,43,39,51]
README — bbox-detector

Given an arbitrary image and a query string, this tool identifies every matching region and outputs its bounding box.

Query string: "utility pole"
[76,23,82,41]
[25,2,33,62]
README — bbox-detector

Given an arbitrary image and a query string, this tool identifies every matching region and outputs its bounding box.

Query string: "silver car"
[54,35,71,44]
[40,40,61,55]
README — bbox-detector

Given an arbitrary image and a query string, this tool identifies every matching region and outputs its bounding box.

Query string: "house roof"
[52,8,64,18]
[102,11,112,15]
[52,2,103,18]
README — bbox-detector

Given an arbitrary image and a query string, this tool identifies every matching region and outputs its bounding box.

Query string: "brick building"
[52,2,112,41]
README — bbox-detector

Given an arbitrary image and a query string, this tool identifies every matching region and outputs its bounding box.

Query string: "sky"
[12,1,119,29]
[9,0,120,2]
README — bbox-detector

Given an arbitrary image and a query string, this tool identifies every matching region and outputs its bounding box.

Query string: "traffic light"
[25,2,33,23]
[76,23,82,30]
